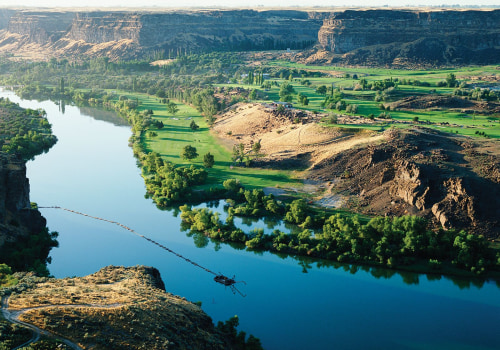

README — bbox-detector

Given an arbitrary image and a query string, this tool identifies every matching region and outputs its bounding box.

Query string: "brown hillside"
[4,266,227,349]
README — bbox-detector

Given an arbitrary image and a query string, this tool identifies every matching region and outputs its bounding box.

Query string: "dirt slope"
[213,103,499,238]
[308,128,500,238]
[213,103,383,168]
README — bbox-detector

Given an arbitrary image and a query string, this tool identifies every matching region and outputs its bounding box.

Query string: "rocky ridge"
[313,9,500,66]
[309,128,500,238]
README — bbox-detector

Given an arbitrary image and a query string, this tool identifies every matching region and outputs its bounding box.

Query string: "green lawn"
[215,65,500,139]
[115,63,499,190]
[116,92,302,189]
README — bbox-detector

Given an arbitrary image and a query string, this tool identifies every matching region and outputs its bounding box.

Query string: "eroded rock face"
[389,160,430,211]
[0,9,325,60]
[308,129,500,238]
[431,178,476,230]
[317,9,500,66]
[0,155,46,248]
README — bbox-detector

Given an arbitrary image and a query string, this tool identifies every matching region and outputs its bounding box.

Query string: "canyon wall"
[0,8,499,65]
[317,9,500,66]
[0,9,326,60]
[7,11,74,44]
[0,155,46,248]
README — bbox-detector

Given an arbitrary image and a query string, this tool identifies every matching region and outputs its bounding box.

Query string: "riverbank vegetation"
[179,182,500,277]
[0,97,57,161]
[0,100,59,283]
[0,54,498,278]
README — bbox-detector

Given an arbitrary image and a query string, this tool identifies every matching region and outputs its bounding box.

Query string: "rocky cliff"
[315,9,500,66]
[0,9,326,60]
[2,265,238,349]
[7,11,74,44]
[0,154,46,248]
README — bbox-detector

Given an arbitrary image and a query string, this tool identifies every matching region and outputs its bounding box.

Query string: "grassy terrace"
[114,91,301,190]
[109,62,499,193]
[218,62,500,138]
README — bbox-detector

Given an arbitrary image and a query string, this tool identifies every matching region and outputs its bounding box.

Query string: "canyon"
[0,8,498,66]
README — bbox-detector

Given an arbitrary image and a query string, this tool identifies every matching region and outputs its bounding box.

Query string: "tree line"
[179,181,500,276]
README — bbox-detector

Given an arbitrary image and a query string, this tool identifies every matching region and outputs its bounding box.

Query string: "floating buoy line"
[38,206,246,296]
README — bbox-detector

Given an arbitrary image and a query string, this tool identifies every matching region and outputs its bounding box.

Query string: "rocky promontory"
[2,265,245,349]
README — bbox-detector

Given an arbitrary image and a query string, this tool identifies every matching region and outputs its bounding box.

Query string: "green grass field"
[112,63,499,193]
[115,92,302,190]
[218,63,500,139]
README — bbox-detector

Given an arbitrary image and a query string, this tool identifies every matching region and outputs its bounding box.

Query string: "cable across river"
[38,206,245,292]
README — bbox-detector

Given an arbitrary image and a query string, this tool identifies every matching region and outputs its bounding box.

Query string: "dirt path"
[1,295,123,350]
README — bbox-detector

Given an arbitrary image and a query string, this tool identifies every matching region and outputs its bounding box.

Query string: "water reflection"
[171,199,500,291]
[4,88,500,350]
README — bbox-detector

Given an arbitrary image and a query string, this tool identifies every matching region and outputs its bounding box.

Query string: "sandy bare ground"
[213,103,383,164]
[213,103,385,205]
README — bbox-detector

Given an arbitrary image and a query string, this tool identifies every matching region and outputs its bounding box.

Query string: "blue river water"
[3,89,499,350]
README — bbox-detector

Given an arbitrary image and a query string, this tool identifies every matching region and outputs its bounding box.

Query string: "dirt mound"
[213,103,385,169]
[389,95,500,114]
[308,128,500,238]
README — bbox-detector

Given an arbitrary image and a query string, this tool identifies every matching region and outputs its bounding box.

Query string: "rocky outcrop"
[0,9,326,60]
[389,160,431,211]
[0,155,46,248]
[431,178,476,230]
[315,9,500,66]
[4,265,235,350]
[309,128,500,238]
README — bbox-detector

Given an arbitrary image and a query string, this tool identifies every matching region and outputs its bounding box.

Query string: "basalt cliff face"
[0,154,46,248]
[1,8,499,65]
[314,9,500,66]
[0,9,326,60]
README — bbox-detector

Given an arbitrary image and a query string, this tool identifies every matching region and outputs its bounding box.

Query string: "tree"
[279,82,295,102]
[232,143,245,164]
[59,77,65,93]
[203,152,215,168]
[249,89,257,100]
[297,93,309,106]
[181,145,198,160]
[167,101,179,115]
[446,73,457,88]
[247,71,254,85]
[156,89,166,98]
[190,120,199,130]
[285,199,309,224]
[252,141,261,154]
[315,85,327,95]
[223,178,242,192]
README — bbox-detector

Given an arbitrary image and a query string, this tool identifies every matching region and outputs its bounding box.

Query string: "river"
[3,89,500,350]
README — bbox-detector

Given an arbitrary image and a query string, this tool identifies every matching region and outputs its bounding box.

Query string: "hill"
[1,265,254,349]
